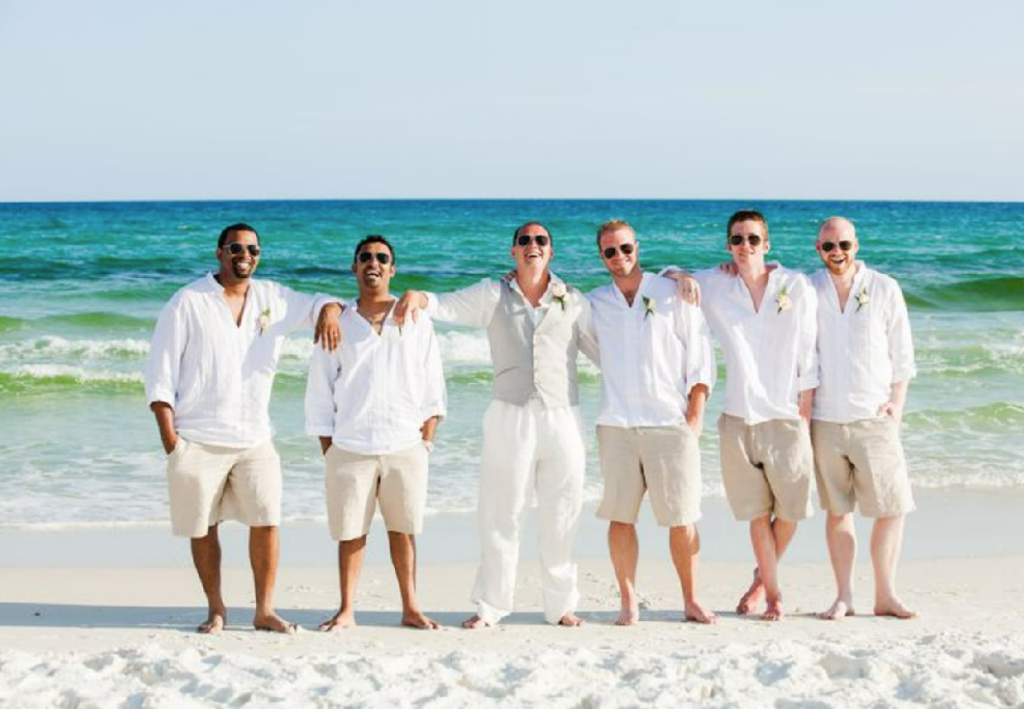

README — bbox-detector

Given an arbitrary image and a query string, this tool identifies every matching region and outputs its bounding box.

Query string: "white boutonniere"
[855,286,870,312]
[642,295,655,320]
[258,307,271,335]
[775,284,791,314]
[551,282,568,311]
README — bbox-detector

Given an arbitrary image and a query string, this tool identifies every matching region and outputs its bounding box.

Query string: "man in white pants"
[585,220,718,626]
[306,235,447,631]
[395,221,598,628]
[145,223,341,634]
[810,216,917,620]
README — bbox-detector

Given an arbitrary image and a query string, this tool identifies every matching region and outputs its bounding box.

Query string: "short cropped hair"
[218,223,260,248]
[353,234,396,265]
[512,221,553,245]
[726,210,769,241]
[595,219,635,246]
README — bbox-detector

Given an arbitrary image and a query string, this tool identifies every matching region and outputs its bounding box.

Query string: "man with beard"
[145,223,342,634]
[394,221,598,629]
[305,235,446,631]
[810,216,917,621]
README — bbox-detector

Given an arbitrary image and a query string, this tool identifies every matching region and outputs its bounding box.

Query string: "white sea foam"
[0,336,150,361]
[1,364,144,384]
[1,634,1021,708]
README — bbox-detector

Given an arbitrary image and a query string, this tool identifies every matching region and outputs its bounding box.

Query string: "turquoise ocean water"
[1,200,1022,528]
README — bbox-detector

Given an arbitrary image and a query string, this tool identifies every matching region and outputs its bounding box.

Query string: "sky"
[1,0,1022,202]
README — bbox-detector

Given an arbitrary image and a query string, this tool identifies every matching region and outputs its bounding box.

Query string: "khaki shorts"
[811,417,915,518]
[718,414,814,522]
[325,442,429,541]
[596,425,702,527]
[166,438,282,538]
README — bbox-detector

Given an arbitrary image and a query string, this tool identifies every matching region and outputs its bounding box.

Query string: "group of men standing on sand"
[144,210,917,635]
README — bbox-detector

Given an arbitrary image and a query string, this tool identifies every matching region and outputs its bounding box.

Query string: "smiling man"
[395,221,598,629]
[810,216,917,621]
[305,235,446,632]
[145,222,342,635]
[584,220,717,626]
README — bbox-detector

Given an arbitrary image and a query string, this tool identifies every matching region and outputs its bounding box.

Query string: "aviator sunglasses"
[358,251,392,265]
[516,234,550,247]
[820,241,855,253]
[224,243,261,256]
[729,234,763,247]
[602,242,636,259]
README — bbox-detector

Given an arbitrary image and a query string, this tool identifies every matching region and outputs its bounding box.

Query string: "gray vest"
[486,280,580,408]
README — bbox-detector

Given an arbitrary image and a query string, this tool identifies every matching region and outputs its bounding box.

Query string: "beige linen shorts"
[324,442,429,541]
[166,438,282,538]
[718,414,814,522]
[811,417,915,518]
[596,425,702,527]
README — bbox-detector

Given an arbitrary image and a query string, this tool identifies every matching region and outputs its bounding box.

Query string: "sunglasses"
[358,251,392,265]
[729,234,763,247]
[602,243,636,259]
[224,243,261,257]
[516,234,550,247]
[820,241,854,253]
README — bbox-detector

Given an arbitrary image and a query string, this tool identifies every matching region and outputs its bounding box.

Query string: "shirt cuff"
[145,388,176,408]
[305,424,335,438]
[892,365,918,383]
[797,373,820,391]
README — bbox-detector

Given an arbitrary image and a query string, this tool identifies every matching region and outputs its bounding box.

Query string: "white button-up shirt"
[696,265,819,424]
[305,305,447,456]
[586,272,716,428]
[145,274,340,448]
[812,263,916,424]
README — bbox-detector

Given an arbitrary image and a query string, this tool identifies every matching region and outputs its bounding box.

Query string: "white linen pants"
[471,399,586,625]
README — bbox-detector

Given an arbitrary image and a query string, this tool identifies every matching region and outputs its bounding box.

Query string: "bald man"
[810,216,917,620]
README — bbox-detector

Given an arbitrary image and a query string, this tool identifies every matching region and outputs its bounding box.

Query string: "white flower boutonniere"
[258,307,271,335]
[775,284,791,314]
[552,282,568,311]
[642,295,655,320]
[855,286,870,313]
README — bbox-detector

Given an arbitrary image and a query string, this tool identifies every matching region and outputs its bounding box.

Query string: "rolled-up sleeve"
[304,343,340,438]
[678,302,715,395]
[796,278,821,391]
[888,283,917,384]
[419,319,448,421]
[145,297,186,408]
[278,283,344,331]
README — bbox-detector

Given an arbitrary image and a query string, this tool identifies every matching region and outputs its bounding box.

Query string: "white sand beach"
[2,492,1024,707]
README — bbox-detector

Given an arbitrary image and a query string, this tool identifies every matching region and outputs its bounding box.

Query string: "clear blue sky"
[1,0,1022,202]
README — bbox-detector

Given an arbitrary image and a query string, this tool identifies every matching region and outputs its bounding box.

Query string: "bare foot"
[402,609,441,629]
[254,611,297,634]
[197,608,226,635]
[461,614,491,630]
[874,597,917,619]
[760,596,784,622]
[736,568,765,615]
[558,613,584,627]
[819,598,856,621]
[684,600,717,625]
[318,609,356,632]
[616,598,640,626]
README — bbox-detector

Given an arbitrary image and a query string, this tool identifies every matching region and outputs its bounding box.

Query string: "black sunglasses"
[602,243,636,259]
[358,251,392,265]
[516,234,550,247]
[225,243,261,256]
[729,234,763,247]
[820,241,854,253]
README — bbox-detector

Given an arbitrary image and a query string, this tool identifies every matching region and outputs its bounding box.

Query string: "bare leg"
[669,525,716,624]
[736,515,798,615]
[388,532,439,629]
[746,515,797,621]
[609,522,640,625]
[321,536,366,631]
[820,513,857,620]
[190,525,227,634]
[872,515,916,618]
[249,526,295,633]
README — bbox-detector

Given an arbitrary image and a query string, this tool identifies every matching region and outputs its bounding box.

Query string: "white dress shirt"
[145,274,341,448]
[586,272,716,428]
[305,305,447,456]
[695,265,819,424]
[424,276,599,362]
[811,263,916,424]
